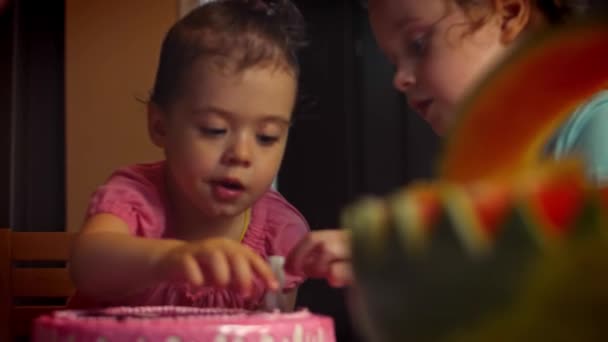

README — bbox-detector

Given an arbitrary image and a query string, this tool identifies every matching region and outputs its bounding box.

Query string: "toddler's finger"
[300,243,329,278]
[249,253,278,290]
[285,234,320,275]
[328,261,353,288]
[330,230,352,259]
[229,253,254,297]
[182,254,204,286]
[201,250,231,287]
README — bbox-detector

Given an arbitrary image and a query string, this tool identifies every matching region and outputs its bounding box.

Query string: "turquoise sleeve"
[574,103,608,184]
[549,91,608,185]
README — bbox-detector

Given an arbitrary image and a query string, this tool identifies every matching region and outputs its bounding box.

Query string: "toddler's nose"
[224,135,252,167]
[393,63,415,94]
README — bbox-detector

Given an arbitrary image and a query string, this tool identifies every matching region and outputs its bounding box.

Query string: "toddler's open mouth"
[216,179,244,190]
[211,178,246,201]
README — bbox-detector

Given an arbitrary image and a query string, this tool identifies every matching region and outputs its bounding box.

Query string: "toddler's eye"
[257,135,279,146]
[407,33,429,58]
[199,127,227,136]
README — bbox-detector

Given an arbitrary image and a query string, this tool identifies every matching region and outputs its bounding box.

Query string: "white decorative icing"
[213,334,227,342]
[293,324,303,342]
[317,327,324,342]
[219,324,265,336]
[260,335,274,342]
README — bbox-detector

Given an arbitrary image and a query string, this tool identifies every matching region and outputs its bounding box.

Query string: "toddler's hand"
[158,238,278,297]
[285,230,353,287]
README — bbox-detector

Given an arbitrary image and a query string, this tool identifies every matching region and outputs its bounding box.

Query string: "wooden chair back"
[0,229,76,340]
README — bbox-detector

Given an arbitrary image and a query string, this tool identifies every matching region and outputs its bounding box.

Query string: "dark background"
[0,1,439,341]
[281,2,438,340]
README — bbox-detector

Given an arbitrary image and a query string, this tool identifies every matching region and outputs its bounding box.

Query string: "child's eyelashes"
[405,31,430,59]
[198,126,281,146]
[256,134,280,146]
[199,127,227,137]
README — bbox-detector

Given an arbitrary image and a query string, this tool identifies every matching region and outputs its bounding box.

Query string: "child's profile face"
[155,60,296,218]
[369,0,510,135]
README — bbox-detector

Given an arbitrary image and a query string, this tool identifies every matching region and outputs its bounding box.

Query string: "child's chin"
[428,118,445,136]
[433,113,455,137]
[430,124,443,136]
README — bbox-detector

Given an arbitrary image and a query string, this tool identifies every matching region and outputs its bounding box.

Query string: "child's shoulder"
[105,161,166,189]
[86,161,168,235]
[550,90,608,148]
[570,90,608,123]
[546,90,608,182]
[94,160,167,210]
[567,90,608,126]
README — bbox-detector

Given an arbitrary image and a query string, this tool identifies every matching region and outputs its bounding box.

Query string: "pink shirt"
[72,161,309,310]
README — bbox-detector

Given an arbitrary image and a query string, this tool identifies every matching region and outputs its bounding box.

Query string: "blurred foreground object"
[344,14,608,342]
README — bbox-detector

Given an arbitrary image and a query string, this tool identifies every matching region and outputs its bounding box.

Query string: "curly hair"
[454,0,591,25]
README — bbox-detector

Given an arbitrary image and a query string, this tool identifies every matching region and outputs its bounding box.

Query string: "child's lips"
[412,99,433,121]
[210,178,246,201]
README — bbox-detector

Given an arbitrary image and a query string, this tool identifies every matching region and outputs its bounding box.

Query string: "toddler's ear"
[148,102,168,148]
[495,0,532,44]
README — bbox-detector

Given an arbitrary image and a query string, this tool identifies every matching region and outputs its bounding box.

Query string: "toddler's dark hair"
[150,0,306,109]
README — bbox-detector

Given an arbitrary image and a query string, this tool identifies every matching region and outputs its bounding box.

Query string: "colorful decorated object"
[440,17,608,183]
[345,15,608,342]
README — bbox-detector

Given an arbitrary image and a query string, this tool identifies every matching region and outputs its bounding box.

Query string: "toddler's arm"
[69,213,278,301]
[69,213,185,300]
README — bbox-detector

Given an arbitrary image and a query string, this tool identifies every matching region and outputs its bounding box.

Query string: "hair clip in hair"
[252,0,279,16]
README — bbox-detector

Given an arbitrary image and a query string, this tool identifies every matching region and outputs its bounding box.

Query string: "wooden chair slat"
[0,229,76,339]
[12,268,75,297]
[11,232,75,261]
[0,229,11,341]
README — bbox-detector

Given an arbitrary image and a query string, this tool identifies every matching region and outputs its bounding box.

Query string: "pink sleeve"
[263,191,310,291]
[86,168,165,238]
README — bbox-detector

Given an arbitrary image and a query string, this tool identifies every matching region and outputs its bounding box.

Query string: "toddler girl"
[70,0,308,311]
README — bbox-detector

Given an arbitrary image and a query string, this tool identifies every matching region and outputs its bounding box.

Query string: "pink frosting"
[33,306,335,342]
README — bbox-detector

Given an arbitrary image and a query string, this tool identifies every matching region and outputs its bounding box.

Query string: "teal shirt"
[546,90,608,185]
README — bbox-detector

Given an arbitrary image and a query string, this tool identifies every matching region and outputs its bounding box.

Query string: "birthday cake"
[33,306,335,342]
